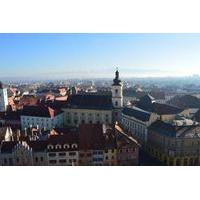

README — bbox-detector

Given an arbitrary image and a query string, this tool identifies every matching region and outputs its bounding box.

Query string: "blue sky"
[0,33,200,79]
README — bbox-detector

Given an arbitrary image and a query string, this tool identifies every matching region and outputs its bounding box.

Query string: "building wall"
[0,88,8,112]
[91,150,104,166]
[160,114,176,122]
[0,153,14,166]
[147,129,200,166]
[103,149,117,166]
[63,108,112,127]
[121,112,158,144]
[79,150,93,166]
[117,145,139,166]
[13,142,33,166]
[111,85,123,108]
[21,113,64,130]
[47,150,79,166]
[32,152,48,166]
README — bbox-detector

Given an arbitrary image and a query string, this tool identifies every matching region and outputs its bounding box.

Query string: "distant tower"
[0,82,8,112]
[111,69,123,122]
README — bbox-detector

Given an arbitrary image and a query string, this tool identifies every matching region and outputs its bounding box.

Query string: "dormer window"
[72,143,78,149]
[48,144,54,150]
[55,144,62,149]
[64,144,70,149]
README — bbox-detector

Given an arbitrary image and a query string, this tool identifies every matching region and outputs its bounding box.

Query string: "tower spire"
[113,68,121,86]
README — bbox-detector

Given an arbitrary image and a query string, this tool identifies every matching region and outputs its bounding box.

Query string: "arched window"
[115,101,118,106]
[115,89,118,94]
[64,144,70,149]
[72,143,78,149]
[55,144,62,149]
[47,144,54,150]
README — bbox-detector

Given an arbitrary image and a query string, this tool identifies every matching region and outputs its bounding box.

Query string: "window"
[69,152,76,156]
[49,160,57,164]
[40,157,43,162]
[35,157,38,162]
[105,156,108,160]
[105,150,108,153]
[16,158,19,163]
[115,101,118,106]
[55,144,62,149]
[48,145,54,150]
[72,143,78,149]
[49,153,56,157]
[115,89,118,94]
[64,144,70,149]
[59,152,66,156]
[4,158,7,164]
[81,120,85,124]
[59,159,66,163]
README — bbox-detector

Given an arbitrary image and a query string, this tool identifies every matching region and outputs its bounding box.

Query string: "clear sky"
[1,33,200,80]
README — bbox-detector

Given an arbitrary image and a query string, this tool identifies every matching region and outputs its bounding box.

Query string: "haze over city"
[1,33,200,80]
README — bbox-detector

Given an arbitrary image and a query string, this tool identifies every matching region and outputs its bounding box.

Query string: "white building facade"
[0,83,8,112]
[63,108,112,127]
[121,107,158,144]
[21,113,64,130]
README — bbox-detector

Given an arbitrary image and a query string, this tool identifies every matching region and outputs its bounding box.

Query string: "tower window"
[115,89,118,94]
[115,101,118,106]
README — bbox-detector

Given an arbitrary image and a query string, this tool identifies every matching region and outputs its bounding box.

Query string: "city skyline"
[1,33,200,79]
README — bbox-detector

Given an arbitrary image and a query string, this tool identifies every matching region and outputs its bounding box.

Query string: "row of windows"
[48,151,77,157]
[67,112,109,117]
[104,149,115,153]
[48,144,78,150]
[49,159,77,164]
[93,158,103,162]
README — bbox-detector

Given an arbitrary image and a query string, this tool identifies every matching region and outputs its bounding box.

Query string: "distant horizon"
[1,33,200,79]
[1,73,200,83]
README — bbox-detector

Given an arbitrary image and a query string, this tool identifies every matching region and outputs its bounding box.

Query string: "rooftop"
[21,105,63,118]
[65,94,113,110]
[149,120,200,138]
[122,106,151,122]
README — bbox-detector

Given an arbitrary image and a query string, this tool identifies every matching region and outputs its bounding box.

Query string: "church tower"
[112,69,123,122]
[0,82,8,112]
[112,69,123,108]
